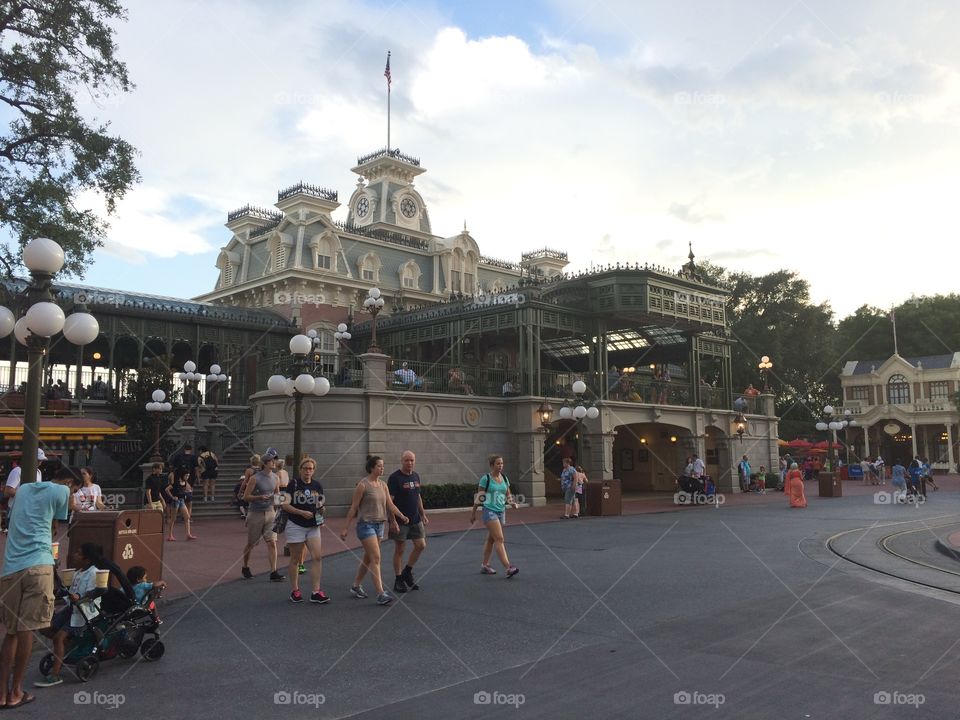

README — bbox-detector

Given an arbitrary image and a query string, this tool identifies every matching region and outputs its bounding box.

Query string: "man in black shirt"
[387,450,428,593]
[144,463,167,511]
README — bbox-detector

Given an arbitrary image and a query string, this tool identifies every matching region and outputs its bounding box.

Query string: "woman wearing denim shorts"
[470,455,519,578]
[340,456,408,605]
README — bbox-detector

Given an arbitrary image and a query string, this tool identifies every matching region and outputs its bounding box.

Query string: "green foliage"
[106,359,179,475]
[420,483,477,509]
[0,0,140,276]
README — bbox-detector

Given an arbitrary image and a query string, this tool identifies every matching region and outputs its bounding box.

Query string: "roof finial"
[688,241,695,262]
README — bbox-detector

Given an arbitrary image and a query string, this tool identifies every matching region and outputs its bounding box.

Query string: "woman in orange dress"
[785,462,807,508]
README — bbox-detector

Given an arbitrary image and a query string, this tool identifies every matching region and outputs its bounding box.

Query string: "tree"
[0,0,139,277]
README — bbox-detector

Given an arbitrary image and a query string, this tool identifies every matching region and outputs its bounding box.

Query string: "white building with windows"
[195,148,569,352]
[840,353,960,470]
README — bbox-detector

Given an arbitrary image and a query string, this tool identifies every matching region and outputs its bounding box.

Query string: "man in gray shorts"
[388,450,428,593]
[241,448,284,581]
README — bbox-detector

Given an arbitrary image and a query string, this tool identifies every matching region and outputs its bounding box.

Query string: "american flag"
[384,51,391,89]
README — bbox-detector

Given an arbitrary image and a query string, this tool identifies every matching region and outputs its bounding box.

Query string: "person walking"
[166,467,197,541]
[923,457,939,491]
[560,457,577,519]
[340,456,408,605]
[241,448,284,582]
[470,455,520,578]
[144,462,166,512]
[0,465,70,709]
[198,447,219,503]
[574,465,588,516]
[891,459,908,502]
[784,462,807,508]
[280,457,328,604]
[388,450,428,594]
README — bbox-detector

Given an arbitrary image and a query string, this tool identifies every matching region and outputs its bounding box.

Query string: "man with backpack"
[199,447,219,502]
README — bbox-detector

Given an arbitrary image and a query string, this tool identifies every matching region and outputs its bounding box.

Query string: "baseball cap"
[37,449,47,461]
[262,447,279,461]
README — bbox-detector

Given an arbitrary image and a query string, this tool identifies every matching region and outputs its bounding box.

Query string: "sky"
[35,0,960,319]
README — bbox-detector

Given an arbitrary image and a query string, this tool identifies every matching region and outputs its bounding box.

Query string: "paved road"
[18,490,960,719]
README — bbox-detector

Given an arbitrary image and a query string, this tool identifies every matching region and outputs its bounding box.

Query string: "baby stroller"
[676,475,707,504]
[40,562,164,682]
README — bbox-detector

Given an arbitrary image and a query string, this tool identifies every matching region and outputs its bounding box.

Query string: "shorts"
[246,508,278,545]
[167,498,184,510]
[51,604,71,633]
[356,521,385,541]
[148,501,164,512]
[389,522,425,541]
[563,486,577,504]
[482,508,505,525]
[285,523,322,544]
[0,565,55,634]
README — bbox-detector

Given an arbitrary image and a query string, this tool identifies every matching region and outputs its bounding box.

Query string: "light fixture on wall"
[733,412,747,443]
[537,399,553,430]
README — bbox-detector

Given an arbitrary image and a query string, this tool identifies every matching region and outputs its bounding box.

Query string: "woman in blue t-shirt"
[470,454,519,578]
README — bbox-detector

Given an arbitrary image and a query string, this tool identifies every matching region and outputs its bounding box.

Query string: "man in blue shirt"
[0,470,70,708]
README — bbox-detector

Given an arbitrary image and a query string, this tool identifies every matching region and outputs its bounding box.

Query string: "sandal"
[6,693,37,708]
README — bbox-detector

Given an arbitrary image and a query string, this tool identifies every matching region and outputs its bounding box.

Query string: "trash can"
[584,479,622,516]
[67,510,165,582]
[818,471,842,498]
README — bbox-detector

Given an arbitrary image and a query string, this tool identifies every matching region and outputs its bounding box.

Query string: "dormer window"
[399,260,422,290]
[358,252,382,284]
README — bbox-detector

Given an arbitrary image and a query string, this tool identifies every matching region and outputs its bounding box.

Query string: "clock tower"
[346,148,432,235]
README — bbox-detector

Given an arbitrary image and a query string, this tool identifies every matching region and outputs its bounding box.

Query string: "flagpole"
[385,50,391,151]
[891,305,899,355]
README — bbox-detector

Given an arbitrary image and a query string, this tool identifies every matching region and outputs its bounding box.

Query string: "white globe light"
[206,374,216,383]
[313,376,330,396]
[307,329,318,339]
[816,422,828,431]
[586,406,600,420]
[342,331,351,340]
[558,406,572,419]
[62,312,99,345]
[14,317,29,346]
[761,355,770,363]
[289,334,312,355]
[183,360,196,373]
[25,302,65,337]
[23,238,65,274]
[573,405,588,419]
[218,374,227,382]
[267,374,287,393]
[572,380,587,395]
[823,404,834,415]
[152,389,166,403]
[376,298,385,307]
[337,323,348,333]
[363,297,374,308]
[284,378,295,396]
[293,373,316,394]
[161,402,172,412]
[849,420,858,427]
[0,306,15,338]
[145,402,158,412]
[830,421,843,431]
[210,364,221,375]
[369,287,381,300]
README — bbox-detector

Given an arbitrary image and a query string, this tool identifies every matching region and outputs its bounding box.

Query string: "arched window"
[311,233,336,271]
[399,260,422,290]
[887,374,911,404]
[487,278,506,294]
[358,252,382,283]
[450,248,464,292]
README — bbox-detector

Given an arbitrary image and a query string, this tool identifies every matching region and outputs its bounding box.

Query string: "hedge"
[420,483,477,509]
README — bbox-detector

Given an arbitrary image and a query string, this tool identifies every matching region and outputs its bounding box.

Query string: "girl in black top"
[279,457,328,604]
[167,468,197,541]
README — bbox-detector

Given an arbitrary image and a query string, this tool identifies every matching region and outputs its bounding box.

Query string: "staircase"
[189,444,257,519]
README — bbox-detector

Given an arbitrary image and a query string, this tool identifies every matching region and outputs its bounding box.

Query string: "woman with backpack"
[470,454,519,578]
[199,447,219,503]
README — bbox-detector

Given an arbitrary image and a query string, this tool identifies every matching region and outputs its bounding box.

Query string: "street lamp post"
[205,364,228,422]
[267,334,331,477]
[758,355,773,391]
[0,238,100,484]
[178,360,202,432]
[363,288,385,353]
[557,380,600,464]
[815,405,845,473]
[333,323,352,386]
[145,389,173,463]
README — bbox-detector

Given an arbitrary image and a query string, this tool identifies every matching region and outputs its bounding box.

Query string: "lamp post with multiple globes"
[266,333,331,476]
[0,238,100,484]
[145,390,173,463]
[758,355,773,391]
[363,288,385,353]
[557,380,600,464]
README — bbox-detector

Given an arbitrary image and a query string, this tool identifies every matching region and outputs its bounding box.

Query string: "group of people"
[888,456,938,500]
[142,444,220,542]
[236,449,520,608]
[559,457,588,518]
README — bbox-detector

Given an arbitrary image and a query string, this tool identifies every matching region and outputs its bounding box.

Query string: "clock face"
[356,197,369,218]
[400,197,417,219]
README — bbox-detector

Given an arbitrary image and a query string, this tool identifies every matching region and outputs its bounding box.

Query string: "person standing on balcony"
[394,362,417,387]
[743,384,760,398]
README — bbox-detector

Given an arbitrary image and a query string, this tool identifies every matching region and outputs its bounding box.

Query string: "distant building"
[840,353,960,470]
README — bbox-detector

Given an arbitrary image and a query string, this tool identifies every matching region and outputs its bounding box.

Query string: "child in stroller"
[37,548,165,685]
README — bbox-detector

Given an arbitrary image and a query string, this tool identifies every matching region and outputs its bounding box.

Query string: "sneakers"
[401,568,419,590]
[310,591,329,604]
[481,564,497,575]
[241,566,253,579]
[350,585,368,599]
[269,571,285,582]
[506,566,519,579]
[376,592,394,605]
[289,589,303,603]
[393,577,408,594]
[33,674,63,687]
[298,564,306,575]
